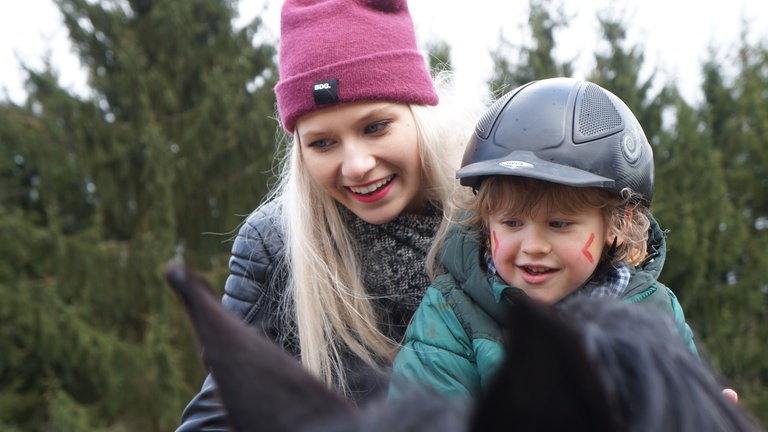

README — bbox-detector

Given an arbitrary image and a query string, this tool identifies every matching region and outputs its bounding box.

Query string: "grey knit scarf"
[344,203,442,341]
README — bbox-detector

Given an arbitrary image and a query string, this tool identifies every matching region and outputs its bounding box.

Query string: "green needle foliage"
[0,0,277,430]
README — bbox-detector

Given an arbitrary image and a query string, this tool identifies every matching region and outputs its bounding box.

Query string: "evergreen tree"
[487,0,573,96]
[426,40,453,76]
[587,13,668,143]
[0,0,277,429]
[654,90,747,337]
[700,37,768,421]
[585,12,767,423]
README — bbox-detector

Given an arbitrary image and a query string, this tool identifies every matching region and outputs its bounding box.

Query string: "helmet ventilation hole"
[576,84,623,141]
[476,91,515,139]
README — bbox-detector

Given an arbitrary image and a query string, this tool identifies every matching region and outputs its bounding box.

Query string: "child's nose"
[521,228,552,255]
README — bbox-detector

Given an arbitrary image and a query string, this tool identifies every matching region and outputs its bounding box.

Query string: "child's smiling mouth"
[521,265,556,275]
[518,265,558,285]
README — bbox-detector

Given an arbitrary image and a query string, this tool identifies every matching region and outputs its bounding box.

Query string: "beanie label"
[313,79,340,106]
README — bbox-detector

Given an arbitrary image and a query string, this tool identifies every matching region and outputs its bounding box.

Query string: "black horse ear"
[163,261,354,432]
[470,294,621,432]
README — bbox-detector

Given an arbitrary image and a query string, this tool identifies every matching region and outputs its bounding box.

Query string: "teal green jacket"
[389,217,697,398]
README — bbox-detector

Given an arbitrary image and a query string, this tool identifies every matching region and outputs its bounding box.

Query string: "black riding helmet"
[457,77,654,204]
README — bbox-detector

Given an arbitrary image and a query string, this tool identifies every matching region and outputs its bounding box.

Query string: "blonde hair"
[263,73,476,396]
[453,176,650,267]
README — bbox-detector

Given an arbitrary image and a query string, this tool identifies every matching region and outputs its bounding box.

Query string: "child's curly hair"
[457,176,650,266]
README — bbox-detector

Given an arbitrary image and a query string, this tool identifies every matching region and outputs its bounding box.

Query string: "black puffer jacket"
[176,199,389,431]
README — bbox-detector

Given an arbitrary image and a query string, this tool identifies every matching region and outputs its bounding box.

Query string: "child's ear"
[606,231,625,248]
[605,208,630,248]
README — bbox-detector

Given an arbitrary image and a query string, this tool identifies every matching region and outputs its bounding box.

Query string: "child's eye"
[502,219,521,228]
[550,221,571,229]
[364,120,391,135]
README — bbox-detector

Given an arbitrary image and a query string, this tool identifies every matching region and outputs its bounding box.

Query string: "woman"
[176,0,477,429]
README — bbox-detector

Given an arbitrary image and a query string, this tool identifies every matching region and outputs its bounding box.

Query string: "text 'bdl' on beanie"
[274,0,438,133]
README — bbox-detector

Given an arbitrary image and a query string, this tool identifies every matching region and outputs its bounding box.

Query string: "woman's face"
[295,101,424,225]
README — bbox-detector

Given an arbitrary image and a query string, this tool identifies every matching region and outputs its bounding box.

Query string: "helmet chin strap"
[606,236,619,261]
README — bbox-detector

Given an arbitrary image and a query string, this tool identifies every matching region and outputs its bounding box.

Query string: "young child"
[389,77,698,398]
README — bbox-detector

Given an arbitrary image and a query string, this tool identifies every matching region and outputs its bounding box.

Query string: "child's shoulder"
[623,280,683,322]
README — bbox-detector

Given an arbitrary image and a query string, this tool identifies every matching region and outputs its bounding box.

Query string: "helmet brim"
[457,151,615,189]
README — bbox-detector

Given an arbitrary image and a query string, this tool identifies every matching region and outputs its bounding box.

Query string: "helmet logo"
[622,134,641,164]
[500,160,534,170]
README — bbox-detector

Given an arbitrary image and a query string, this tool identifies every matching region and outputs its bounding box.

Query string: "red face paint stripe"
[582,232,595,263]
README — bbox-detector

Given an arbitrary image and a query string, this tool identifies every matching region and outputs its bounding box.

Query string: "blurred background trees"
[0,0,766,429]
[0,0,276,429]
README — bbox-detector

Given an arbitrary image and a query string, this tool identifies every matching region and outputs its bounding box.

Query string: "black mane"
[164,261,762,432]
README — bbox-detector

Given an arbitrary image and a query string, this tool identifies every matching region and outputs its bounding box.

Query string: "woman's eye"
[308,138,333,150]
[364,120,391,135]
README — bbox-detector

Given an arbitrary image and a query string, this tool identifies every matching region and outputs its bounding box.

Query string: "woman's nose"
[341,141,376,180]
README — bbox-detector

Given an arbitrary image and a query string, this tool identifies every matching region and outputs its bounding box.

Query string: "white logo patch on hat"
[313,78,339,106]
[500,160,534,170]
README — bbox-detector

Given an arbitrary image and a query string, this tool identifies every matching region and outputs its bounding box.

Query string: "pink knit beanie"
[274,0,438,133]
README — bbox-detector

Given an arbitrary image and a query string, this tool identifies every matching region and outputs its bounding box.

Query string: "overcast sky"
[2,0,767,107]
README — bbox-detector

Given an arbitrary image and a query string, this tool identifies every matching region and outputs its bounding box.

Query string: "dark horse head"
[164,261,762,432]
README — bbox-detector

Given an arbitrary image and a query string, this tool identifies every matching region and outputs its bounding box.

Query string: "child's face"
[488,204,614,305]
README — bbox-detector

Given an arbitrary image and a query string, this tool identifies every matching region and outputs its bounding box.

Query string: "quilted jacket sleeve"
[176,200,287,432]
[388,284,482,399]
[221,200,288,339]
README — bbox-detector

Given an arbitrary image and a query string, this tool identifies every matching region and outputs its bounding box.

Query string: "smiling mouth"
[521,265,556,275]
[348,175,395,195]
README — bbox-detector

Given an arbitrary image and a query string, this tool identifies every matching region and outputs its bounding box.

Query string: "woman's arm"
[177,201,287,432]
